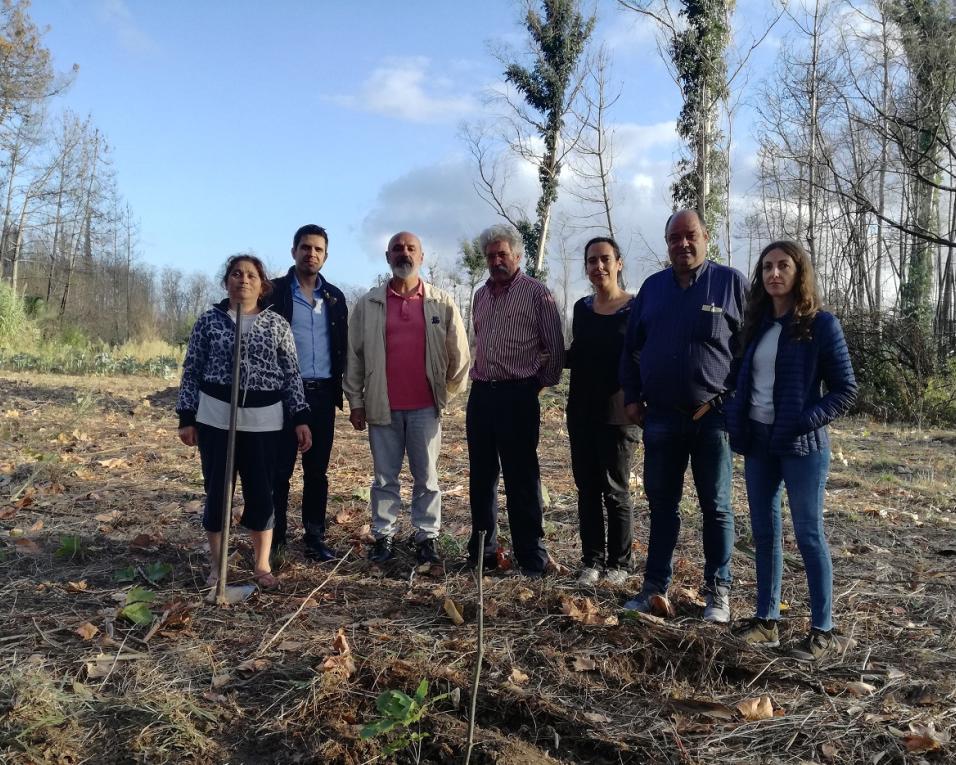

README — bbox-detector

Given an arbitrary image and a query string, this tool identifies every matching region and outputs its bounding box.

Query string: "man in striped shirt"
[467,223,565,577]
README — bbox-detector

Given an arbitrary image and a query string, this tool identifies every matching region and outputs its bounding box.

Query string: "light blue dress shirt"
[291,274,332,380]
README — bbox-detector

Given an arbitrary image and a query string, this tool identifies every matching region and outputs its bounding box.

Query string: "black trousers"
[273,386,336,543]
[567,415,639,570]
[198,425,280,532]
[466,379,548,572]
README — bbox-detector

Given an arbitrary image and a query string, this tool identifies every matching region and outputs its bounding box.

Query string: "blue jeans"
[744,420,833,631]
[642,407,733,592]
[368,407,442,542]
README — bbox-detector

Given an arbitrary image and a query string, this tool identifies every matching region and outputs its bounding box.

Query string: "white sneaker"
[577,567,601,586]
[603,568,629,585]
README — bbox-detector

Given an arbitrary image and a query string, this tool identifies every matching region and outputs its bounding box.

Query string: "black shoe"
[415,538,441,565]
[369,536,395,564]
[304,538,337,562]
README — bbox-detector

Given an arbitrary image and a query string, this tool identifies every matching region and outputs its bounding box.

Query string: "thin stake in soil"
[214,303,249,606]
[464,530,485,765]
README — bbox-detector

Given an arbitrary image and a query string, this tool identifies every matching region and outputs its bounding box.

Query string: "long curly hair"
[741,240,820,350]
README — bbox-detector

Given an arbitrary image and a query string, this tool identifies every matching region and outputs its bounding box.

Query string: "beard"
[390,260,416,280]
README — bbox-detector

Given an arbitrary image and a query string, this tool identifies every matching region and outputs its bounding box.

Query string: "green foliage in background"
[0,282,36,347]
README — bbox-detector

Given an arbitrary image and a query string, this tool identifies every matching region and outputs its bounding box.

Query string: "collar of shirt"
[671,258,709,287]
[387,278,424,301]
[292,272,325,301]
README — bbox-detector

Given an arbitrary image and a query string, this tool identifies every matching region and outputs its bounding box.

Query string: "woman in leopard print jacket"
[176,254,312,590]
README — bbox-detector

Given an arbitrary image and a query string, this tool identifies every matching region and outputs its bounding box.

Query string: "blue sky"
[30,0,779,294]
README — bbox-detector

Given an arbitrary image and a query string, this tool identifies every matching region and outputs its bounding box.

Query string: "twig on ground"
[252,549,351,656]
[464,529,486,765]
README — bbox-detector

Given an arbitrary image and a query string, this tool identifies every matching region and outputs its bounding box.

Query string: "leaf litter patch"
[0,371,954,763]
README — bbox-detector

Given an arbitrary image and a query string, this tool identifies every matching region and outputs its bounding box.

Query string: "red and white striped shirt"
[471,271,565,386]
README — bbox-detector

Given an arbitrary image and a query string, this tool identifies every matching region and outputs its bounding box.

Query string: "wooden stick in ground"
[215,303,242,606]
[464,530,486,765]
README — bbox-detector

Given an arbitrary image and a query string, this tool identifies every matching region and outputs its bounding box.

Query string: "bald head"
[386,231,424,281]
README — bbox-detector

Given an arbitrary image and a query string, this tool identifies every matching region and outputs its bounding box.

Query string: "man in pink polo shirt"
[344,231,470,564]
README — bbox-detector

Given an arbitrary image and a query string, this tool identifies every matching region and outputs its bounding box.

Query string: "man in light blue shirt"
[265,225,348,561]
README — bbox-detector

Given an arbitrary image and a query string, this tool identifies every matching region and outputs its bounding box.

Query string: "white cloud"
[612,121,679,166]
[96,0,159,55]
[337,57,478,123]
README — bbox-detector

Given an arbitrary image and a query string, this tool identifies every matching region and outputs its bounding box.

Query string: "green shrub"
[0,282,33,347]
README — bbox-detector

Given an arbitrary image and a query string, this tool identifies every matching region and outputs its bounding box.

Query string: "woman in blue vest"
[727,240,857,661]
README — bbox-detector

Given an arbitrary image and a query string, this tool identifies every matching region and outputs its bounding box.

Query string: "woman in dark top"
[726,240,857,660]
[566,237,639,587]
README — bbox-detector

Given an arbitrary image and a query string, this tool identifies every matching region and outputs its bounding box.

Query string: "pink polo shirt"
[385,281,435,411]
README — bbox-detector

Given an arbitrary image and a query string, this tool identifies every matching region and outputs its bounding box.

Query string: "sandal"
[253,570,280,590]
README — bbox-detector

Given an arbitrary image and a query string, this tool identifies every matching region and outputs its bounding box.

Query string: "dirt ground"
[0,370,954,764]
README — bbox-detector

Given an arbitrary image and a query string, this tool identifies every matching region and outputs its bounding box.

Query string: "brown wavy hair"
[741,240,820,350]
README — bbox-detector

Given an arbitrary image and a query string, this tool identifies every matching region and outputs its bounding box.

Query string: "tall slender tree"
[500,0,595,277]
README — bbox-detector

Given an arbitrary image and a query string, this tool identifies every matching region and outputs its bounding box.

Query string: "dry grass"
[0,371,953,764]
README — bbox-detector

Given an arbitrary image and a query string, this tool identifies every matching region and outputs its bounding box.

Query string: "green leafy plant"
[54,535,86,561]
[120,586,156,626]
[360,680,448,756]
[113,562,173,585]
[142,562,172,584]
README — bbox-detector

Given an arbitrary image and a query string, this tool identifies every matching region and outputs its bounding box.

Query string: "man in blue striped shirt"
[620,209,746,623]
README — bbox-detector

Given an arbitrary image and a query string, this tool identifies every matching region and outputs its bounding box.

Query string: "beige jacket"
[344,282,470,425]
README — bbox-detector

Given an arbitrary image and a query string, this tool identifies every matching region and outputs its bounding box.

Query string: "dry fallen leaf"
[129,533,156,549]
[320,653,356,676]
[846,681,877,697]
[559,595,617,626]
[74,622,99,640]
[510,667,529,684]
[28,519,43,531]
[514,587,534,603]
[820,742,839,762]
[14,537,41,555]
[737,695,774,721]
[278,640,304,652]
[85,660,112,679]
[94,510,121,523]
[0,506,17,519]
[66,580,88,593]
[900,722,949,753]
[332,629,350,654]
[97,458,128,469]
[237,658,270,674]
[211,673,231,688]
[333,509,352,524]
[583,712,611,724]
[443,598,465,626]
[572,655,598,672]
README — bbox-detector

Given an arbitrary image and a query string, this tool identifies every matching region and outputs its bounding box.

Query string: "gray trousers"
[368,407,441,541]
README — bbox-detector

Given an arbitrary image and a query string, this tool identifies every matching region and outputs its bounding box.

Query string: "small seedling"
[113,566,137,582]
[142,562,172,584]
[55,535,87,561]
[360,679,448,756]
[120,586,156,625]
